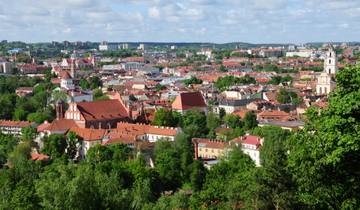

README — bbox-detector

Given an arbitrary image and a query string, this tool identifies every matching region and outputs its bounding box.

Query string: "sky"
[0,0,359,43]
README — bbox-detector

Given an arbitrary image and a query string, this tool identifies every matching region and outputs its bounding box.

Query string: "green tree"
[219,108,226,120]
[27,112,51,124]
[155,84,166,92]
[243,112,258,130]
[93,89,109,101]
[182,110,208,138]
[190,160,207,192]
[0,134,18,165]
[152,108,181,127]
[42,134,67,158]
[86,144,113,164]
[131,178,153,210]
[52,90,68,103]
[1,146,41,210]
[66,131,81,160]
[252,126,297,209]
[219,65,228,72]
[13,107,27,121]
[276,88,298,104]
[224,114,242,129]
[154,140,181,191]
[21,126,37,142]
[206,112,221,138]
[200,147,255,209]
[79,78,90,90]
[36,163,101,210]
[174,133,194,182]
[89,76,102,89]
[183,76,203,86]
[287,65,360,209]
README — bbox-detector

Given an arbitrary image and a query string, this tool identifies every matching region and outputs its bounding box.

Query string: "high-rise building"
[99,41,118,51]
[120,43,129,50]
[138,44,145,50]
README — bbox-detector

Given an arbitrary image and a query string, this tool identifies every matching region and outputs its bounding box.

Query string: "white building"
[122,62,144,71]
[316,72,336,95]
[102,64,123,72]
[223,90,251,100]
[68,90,93,103]
[197,49,212,61]
[0,120,34,136]
[60,72,74,90]
[232,135,264,166]
[99,42,118,51]
[286,50,314,58]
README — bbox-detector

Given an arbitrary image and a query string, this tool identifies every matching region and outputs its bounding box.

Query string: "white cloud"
[0,0,358,42]
[148,7,160,19]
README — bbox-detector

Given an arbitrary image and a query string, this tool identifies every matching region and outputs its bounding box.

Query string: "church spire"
[70,52,76,78]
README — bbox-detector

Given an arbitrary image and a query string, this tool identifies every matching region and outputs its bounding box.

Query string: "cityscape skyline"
[1,0,360,43]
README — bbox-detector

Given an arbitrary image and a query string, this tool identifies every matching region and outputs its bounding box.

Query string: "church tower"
[324,45,338,74]
[56,100,65,120]
[316,45,337,95]
[70,52,76,78]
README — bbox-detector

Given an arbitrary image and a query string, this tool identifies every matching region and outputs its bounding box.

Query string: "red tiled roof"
[172,92,206,111]
[258,110,290,117]
[77,99,129,121]
[103,135,137,145]
[123,57,145,63]
[37,121,51,132]
[116,122,178,136]
[69,127,107,141]
[232,109,251,119]
[51,78,61,84]
[60,71,71,79]
[192,138,229,149]
[0,120,32,127]
[232,135,262,147]
[42,119,78,132]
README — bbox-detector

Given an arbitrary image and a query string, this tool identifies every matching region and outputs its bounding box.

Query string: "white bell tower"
[316,45,337,95]
[324,46,337,74]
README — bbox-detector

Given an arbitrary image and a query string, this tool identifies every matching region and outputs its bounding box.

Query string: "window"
[329,59,331,64]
